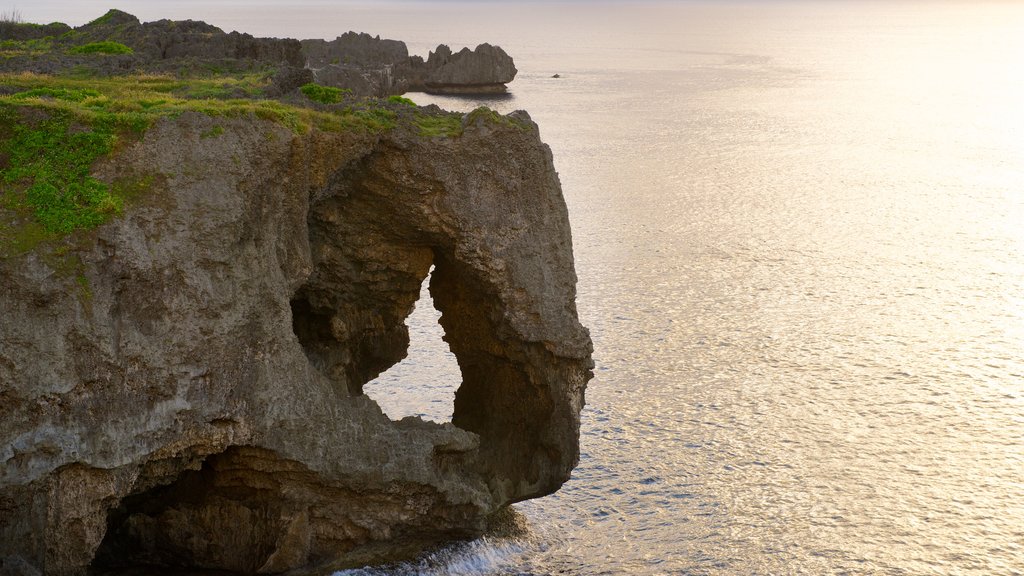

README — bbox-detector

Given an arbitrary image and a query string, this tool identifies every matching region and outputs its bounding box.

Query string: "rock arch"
[295,127,593,503]
[0,112,591,574]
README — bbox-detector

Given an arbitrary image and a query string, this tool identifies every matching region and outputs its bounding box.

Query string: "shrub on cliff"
[68,41,133,55]
[387,95,416,107]
[300,82,350,104]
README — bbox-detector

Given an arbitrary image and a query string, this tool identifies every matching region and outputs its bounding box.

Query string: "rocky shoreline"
[0,10,588,576]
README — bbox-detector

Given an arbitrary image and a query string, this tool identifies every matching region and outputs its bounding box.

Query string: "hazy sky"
[12,0,629,29]
[8,0,658,48]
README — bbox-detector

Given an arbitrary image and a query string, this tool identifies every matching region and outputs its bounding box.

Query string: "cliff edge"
[0,9,518,97]
[0,13,589,576]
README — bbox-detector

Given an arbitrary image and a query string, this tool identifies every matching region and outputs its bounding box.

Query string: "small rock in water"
[552,73,561,78]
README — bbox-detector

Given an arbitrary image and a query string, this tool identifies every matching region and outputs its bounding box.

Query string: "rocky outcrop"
[301,34,517,97]
[0,107,592,574]
[0,21,71,42]
[0,11,517,97]
[303,33,408,69]
[408,44,518,94]
[0,10,304,78]
[73,9,305,66]
[301,33,409,97]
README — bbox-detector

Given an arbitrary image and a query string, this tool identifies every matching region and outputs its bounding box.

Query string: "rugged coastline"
[0,9,517,97]
[0,10,590,575]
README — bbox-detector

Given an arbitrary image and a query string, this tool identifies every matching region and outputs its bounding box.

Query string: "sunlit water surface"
[30,1,1024,574]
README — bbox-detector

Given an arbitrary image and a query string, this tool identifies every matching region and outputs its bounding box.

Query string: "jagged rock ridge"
[415,43,518,94]
[0,10,518,97]
[303,34,518,97]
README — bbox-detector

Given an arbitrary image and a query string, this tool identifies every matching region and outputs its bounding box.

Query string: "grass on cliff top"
[300,82,351,105]
[387,95,416,107]
[0,73,521,257]
[0,72,401,256]
[0,104,129,256]
[67,41,133,55]
[0,38,131,59]
[0,37,55,57]
[412,106,531,138]
[0,72,397,134]
[414,113,462,138]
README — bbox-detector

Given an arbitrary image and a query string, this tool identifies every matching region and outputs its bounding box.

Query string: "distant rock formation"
[302,34,518,97]
[0,20,70,41]
[0,10,518,97]
[303,32,408,68]
[68,9,305,67]
[0,9,306,90]
[409,43,518,94]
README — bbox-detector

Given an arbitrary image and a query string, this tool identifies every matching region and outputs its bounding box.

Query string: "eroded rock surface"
[0,109,591,574]
[0,9,305,79]
[409,44,518,94]
[0,11,518,97]
[303,35,518,97]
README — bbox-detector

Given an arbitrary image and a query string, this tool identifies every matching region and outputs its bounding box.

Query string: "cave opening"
[362,265,461,423]
[90,447,303,575]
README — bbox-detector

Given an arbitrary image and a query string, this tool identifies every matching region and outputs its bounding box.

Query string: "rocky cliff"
[0,9,304,80]
[303,34,518,97]
[0,10,517,98]
[0,51,590,575]
[409,43,518,95]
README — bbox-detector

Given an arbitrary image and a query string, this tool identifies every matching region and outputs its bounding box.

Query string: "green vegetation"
[10,87,101,101]
[0,107,122,235]
[387,95,416,107]
[0,73,394,134]
[180,71,270,99]
[0,37,55,57]
[414,113,462,138]
[300,83,350,104]
[75,272,93,304]
[200,125,224,138]
[412,107,529,138]
[68,41,133,55]
[0,10,490,258]
[464,106,530,130]
[1,36,134,59]
[0,72,409,256]
[84,9,124,27]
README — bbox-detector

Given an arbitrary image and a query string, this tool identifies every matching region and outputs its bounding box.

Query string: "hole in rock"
[363,266,461,423]
[91,447,300,574]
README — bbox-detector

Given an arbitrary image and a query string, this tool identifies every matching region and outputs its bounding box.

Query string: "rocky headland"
[0,10,588,576]
[1,9,517,97]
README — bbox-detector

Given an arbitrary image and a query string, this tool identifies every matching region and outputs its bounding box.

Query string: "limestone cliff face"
[301,34,518,97]
[410,44,518,95]
[302,33,409,69]
[0,110,591,574]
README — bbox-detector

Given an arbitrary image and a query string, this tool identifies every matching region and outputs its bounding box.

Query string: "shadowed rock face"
[0,110,591,574]
[69,9,305,67]
[414,43,518,94]
[303,32,409,69]
[302,35,518,97]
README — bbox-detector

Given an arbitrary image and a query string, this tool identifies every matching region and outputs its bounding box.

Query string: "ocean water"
[27,1,1024,574]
